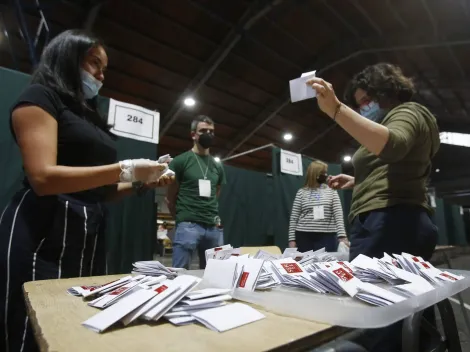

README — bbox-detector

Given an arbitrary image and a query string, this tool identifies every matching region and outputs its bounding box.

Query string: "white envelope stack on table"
[204,245,466,308]
[68,262,266,334]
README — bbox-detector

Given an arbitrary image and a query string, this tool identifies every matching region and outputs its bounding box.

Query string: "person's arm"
[332,191,347,239]
[106,175,176,202]
[288,191,302,244]
[307,78,390,156]
[12,106,122,196]
[166,181,179,219]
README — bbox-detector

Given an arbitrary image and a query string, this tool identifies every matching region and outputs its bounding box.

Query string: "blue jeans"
[349,204,438,352]
[172,222,224,269]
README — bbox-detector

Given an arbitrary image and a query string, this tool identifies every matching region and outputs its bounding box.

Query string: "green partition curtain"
[0,66,157,275]
[0,68,30,211]
[271,147,344,251]
[218,165,271,247]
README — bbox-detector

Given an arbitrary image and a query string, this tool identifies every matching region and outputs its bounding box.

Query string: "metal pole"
[12,0,38,66]
[221,143,275,162]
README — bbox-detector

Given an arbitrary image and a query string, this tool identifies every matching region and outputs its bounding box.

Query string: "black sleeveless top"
[10,84,117,203]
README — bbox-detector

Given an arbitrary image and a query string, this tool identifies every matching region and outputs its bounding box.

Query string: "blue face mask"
[80,69,103,99]
[359,101,387,122]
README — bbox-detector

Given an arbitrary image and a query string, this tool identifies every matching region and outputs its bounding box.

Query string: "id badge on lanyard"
[311,190,324,220]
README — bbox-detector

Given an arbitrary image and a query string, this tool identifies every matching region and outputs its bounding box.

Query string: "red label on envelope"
[155,285,168,293]
[110,286,128,295]
[281,262,303,274]
[214,247,223,251]
[422,263,430,269]
[333,268,354,282]
[440,273,457,281]
[337,262,353,274]
[239,272,249,288]
[412,257,420,262]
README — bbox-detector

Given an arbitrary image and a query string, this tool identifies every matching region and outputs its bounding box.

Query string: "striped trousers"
[0,188,107,352]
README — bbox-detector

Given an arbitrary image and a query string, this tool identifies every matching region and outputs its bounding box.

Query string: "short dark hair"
[191,115,214,132]
[31,29,112,135]
[344,63,416,109]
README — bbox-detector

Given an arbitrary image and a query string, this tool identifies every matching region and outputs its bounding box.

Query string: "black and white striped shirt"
[288,185,346,241]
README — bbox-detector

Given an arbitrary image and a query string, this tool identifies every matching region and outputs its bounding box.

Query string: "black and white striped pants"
[0,188,107,352]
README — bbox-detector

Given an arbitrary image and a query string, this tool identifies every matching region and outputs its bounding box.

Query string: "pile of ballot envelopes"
[203,245,466,307]
[68,262,266,333]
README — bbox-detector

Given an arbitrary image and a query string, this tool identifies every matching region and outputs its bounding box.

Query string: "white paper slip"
[167,316,196,326]
[234,257,264,291]
[180,294,232,307]
[205,245,233,262]
[144,275,201,322]
[186,288,231,300]
[282,247,299,258]
[437,271,465,282]
[88,280,141,309]
[82,276,132,298]
[171,302,226,312]
[289,71,317,103]
[122,280,182,325]
[203,259,239,289]
[253,250,279,261]
[82,285,164,333]
[357,282,406,304]
[191,303,265,332]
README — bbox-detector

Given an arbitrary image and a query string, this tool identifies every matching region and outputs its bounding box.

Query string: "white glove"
[119,159,166,182]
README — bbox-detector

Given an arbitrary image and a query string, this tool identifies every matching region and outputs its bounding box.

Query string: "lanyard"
[193,151,210,180]
[309,189,321,201]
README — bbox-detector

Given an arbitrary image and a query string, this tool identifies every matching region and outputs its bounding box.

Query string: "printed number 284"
[127,115,143,124]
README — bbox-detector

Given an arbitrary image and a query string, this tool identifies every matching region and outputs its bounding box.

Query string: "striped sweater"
[288,185,346,241]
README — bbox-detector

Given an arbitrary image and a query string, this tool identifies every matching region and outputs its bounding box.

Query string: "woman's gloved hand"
[119,159,167,182]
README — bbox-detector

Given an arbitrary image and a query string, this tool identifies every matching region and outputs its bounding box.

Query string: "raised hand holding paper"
[289,70,317,103]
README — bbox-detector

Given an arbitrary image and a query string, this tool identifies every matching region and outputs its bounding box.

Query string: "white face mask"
[80,69,103,99]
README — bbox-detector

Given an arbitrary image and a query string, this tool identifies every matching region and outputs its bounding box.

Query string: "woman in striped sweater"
[288,161,348,252]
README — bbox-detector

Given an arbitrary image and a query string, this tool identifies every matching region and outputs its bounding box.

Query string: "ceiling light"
[283,133,293,141]
[436,169,440,173]
[343,155,352,162]
[184,97,196,107]
[214,157,221,162]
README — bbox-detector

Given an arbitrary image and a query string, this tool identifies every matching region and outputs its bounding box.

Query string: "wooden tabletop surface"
[24,275,348,352]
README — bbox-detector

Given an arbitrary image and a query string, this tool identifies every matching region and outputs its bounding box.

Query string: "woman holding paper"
[288,161,348,252]
[307,63,439,352]
[0,30,173,352]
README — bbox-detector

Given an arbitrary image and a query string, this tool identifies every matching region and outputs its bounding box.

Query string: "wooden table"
[24,275,348,352]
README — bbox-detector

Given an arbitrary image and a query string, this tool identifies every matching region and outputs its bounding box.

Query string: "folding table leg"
[402,309,424,352]
[437,299,462,352]
[442,251,470,337]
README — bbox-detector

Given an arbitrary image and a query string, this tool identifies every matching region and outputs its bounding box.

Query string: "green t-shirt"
[349,102,440,222]
[169,151,226,225]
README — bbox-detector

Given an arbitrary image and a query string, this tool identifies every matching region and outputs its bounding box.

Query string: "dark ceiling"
[2,0,470,203]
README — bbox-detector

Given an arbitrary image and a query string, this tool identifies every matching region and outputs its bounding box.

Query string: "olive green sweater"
[349,102,440,222]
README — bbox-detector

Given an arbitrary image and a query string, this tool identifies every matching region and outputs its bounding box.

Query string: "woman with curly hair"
[307,63,440,352]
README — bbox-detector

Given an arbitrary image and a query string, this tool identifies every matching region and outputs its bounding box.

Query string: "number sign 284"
[127,115,143,124]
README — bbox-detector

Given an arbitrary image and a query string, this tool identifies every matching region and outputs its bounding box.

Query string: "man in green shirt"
[166,115,226,269]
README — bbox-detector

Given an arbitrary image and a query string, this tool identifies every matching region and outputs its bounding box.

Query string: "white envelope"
[191,303,265,332]
[289,71,317,103]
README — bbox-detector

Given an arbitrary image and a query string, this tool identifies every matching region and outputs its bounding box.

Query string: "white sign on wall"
[107,98,160,144]
[280,149,303,176]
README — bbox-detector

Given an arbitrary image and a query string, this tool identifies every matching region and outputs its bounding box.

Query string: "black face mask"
[198,133,214,149]
[317,173,328,184]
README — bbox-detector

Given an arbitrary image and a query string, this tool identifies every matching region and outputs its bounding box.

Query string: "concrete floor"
[156,251,470,350]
